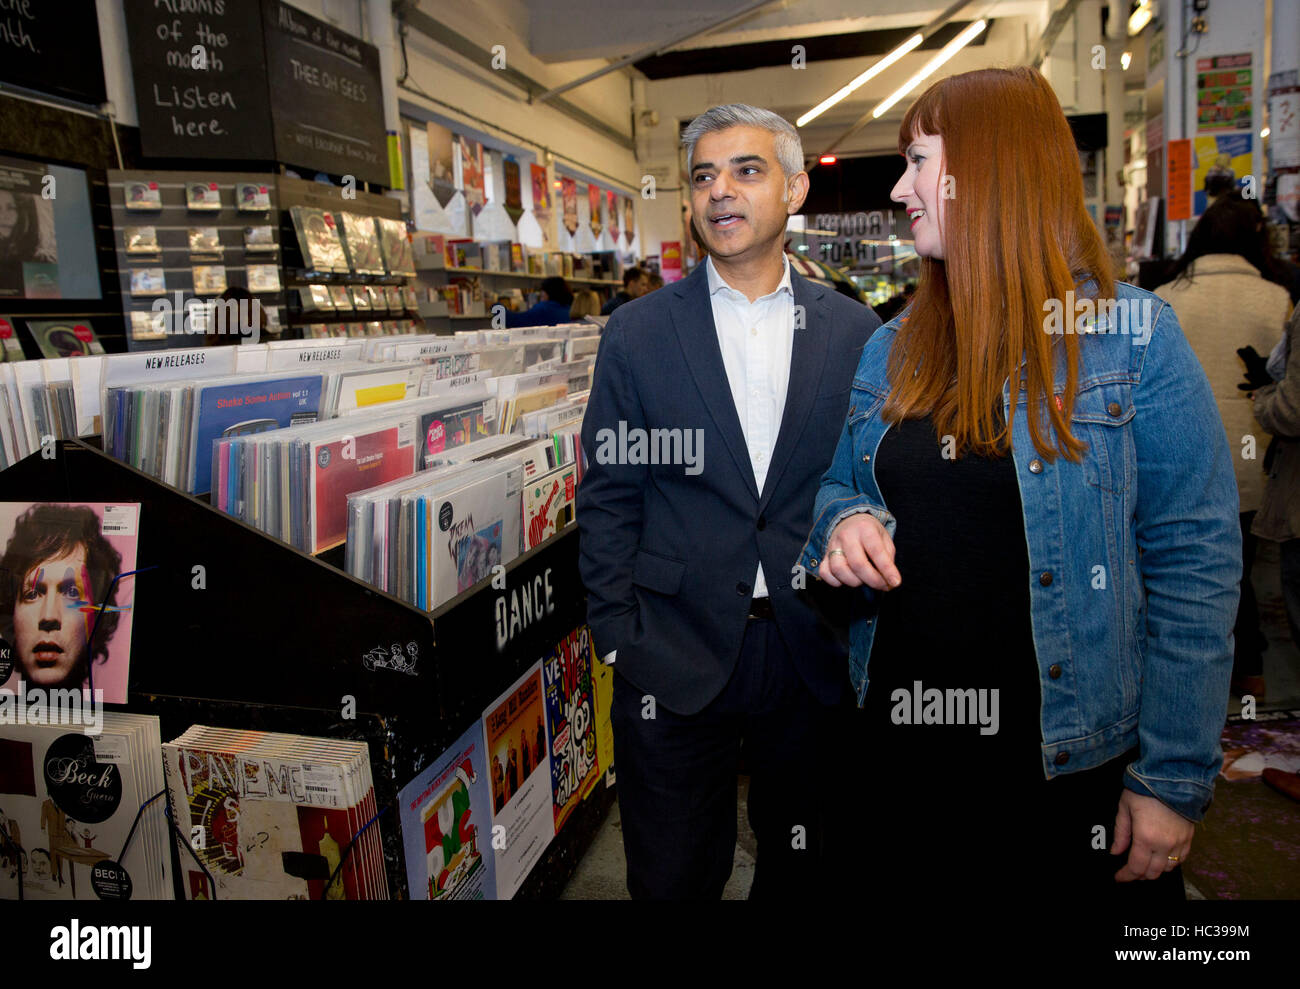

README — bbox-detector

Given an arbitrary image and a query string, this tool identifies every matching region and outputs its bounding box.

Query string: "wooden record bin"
[0,438,614,899]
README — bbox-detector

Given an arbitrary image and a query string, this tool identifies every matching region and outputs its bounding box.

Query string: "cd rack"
[0,438,614,899]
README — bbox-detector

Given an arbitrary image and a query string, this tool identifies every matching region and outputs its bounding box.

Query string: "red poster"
[560,177,578,236]
[660,241,682,283]
[1167,139,1192,221]
[588,184,602,237]
[530,163,550,211]
[311,425,416,553]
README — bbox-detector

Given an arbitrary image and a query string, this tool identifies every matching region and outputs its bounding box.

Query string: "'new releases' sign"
[262,0,387,187]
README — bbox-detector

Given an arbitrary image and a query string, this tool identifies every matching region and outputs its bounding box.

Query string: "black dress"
[839,414,1183,900]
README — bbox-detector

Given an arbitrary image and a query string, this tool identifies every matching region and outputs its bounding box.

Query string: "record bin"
[0,437,614,898]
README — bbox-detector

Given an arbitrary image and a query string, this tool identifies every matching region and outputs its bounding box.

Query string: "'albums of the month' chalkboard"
[123,1,388,186]
[262,0,388,187]
[123,0,275,161]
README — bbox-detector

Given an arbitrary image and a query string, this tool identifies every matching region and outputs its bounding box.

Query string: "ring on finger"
[827,548,846,558]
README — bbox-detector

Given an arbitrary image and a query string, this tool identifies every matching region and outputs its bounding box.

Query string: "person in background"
[505,276,572,327]
[1249,304,1300,664]
[1156,195,1293,698]
[645,272,664,292]
[569,289,602,319]
[207,285,266,346]
[495,294,517,312]
[600,266,648,315]
[805,66,1238,900]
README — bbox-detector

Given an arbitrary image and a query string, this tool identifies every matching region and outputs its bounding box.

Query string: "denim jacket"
[799,282,1240,821]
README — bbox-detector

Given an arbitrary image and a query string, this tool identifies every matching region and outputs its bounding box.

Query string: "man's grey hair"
[681,104,804,179]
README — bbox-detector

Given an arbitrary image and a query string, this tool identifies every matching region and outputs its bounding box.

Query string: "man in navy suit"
[577,104,880,898]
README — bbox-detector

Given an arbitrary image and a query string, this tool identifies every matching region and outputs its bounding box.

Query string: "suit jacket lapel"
[669,266,760,500]
[759,272,830,510]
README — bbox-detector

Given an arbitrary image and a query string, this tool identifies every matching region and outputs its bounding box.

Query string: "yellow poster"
[590,636,615,792]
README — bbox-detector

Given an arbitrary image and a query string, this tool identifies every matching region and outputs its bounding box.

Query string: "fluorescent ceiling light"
[796,32,924,128]
[871,19,988,120]
[1128,1,1154,36]
[1121,51,1132,70]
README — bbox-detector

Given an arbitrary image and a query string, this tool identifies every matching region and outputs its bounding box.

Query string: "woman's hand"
[818,513,901,590]
[1111,788,1194,882]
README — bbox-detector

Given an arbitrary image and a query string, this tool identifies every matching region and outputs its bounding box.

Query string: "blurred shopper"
[803,67,1239,900]
[569,289,602,318]
[1156,195,1293,697]
[600,266,648,314]
[505,276,572,327]
[579,103,879,899]
[645,272,664,292]
[1250,304,1300,656]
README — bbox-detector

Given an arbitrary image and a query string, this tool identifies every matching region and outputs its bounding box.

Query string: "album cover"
[186,182,222,211]
[541,625,600,830]
[128,311,167,341]
[367,285,387,311]
[243,226,277,253]
[306,285,334,312]
[349,286,370,311]
[384,286,403,311]
[127,268,165,297]
[523,462,577,550]
[123,226,159,254]
[338,213,385,275]
[329,285,353,311]
[191,375,322,495]
[397,720,495,900]
[236,183,271,212]
[418,400,489,468]
[310,423,416,553]
[376,218,415,276]
[290,207,348,273]
[345,322,366,338]
[191,265,228,295]
[247,264,281,293]
[25,321,104,360]
[187,227,222,256]
[123,181,161,211]
[0,503,141,704]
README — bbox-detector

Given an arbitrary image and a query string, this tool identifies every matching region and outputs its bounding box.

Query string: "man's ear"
[786,171,810,214]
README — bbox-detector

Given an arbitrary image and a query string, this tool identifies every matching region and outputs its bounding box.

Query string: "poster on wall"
[0,158,100,301]
[607,190,619,243]
[1192,132,1253,215]
[427,122,458,207]
[0,502,141,705]
[482,661,554,898]
[398,721,496,900]
[661,242,683,283]
[530,164,554,250]
[542,626,600,831]
[503,158,524,223]
[455,136,486,216]
[622,197,636,248]
[588,184,603,237]
[560,177,579,236]
[1166,139,1192,221]
[1196,54,1253,132]
[262,0,388,186]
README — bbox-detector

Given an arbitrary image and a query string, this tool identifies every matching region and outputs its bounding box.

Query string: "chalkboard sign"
[0,0,106,105]
[262,1,388,187]
[122,0,275,161]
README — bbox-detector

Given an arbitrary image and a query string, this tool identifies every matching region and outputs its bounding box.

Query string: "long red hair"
[886,66,1115,460]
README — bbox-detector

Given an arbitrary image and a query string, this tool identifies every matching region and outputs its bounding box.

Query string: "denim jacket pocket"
[1071,380,1136,493]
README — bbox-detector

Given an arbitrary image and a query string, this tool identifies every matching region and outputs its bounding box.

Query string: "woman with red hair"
[801,67,1239,898]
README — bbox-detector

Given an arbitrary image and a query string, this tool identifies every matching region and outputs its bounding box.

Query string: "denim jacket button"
[1029,459,1043,474]
[1048,663,1062,679]
[1039,571,1053,586]
[1054,751,1070,766]
[862,453,870,463]
[1107,401,1122,417]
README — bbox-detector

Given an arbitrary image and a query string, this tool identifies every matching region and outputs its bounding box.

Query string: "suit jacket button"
[1108,401,1122,417]
[736,581,750,595]
[1054,751,1070,766]
[1029,459,1043,474]
[756,515,766,531]
[1039,571,1053,586]
[1048,663,1062,679]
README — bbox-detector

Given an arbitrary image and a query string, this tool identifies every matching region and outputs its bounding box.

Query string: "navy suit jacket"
[577,262,880,715]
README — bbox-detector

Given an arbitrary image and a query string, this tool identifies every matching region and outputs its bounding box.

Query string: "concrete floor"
[562,540,1300,900]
